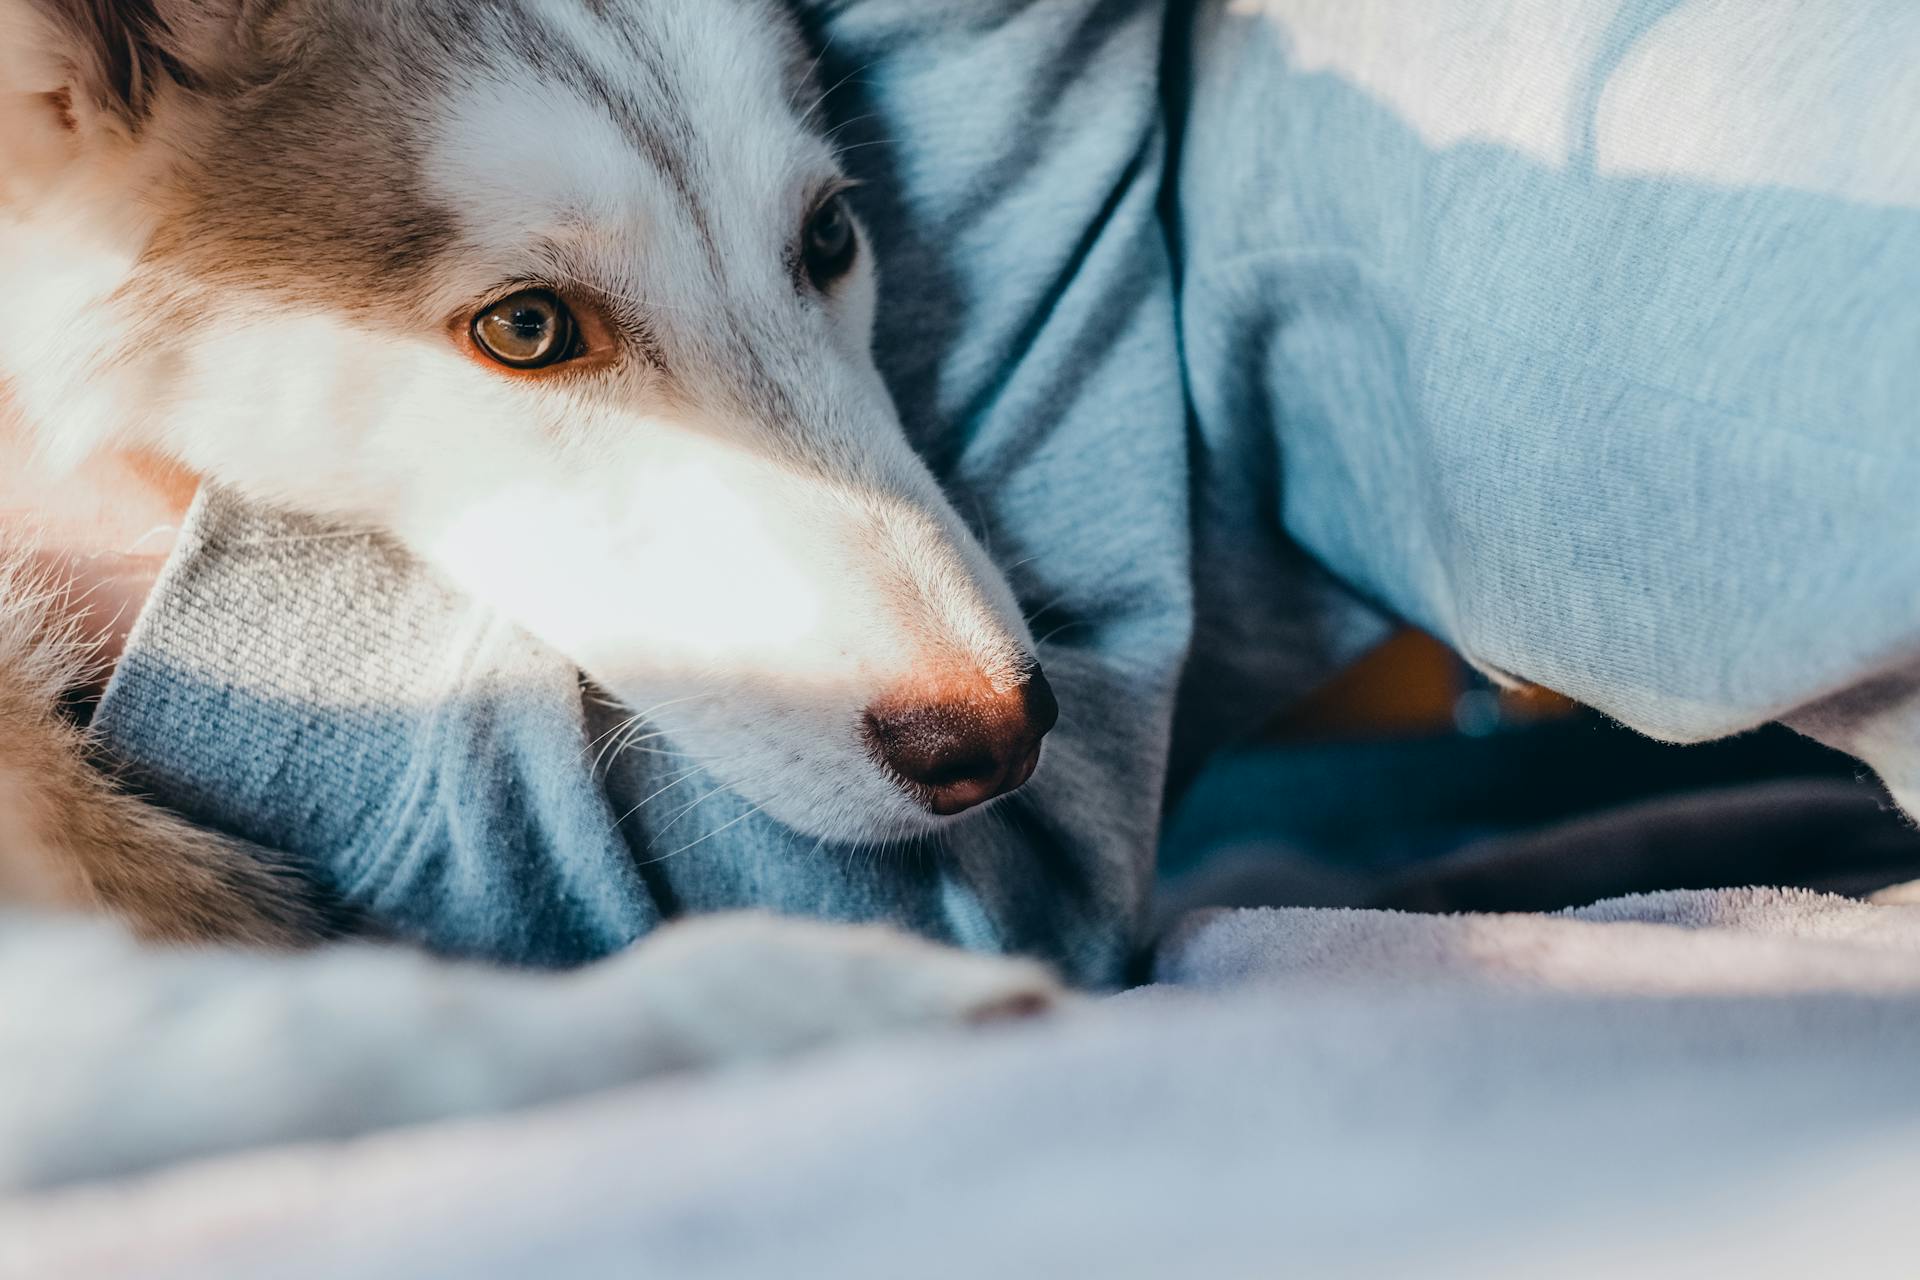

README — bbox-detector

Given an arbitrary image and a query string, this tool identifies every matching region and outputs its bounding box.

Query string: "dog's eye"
[803,195,857,291]
[472,290,578,370]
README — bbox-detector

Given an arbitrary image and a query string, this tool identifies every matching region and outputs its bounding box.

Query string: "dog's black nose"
[865,666,1058,816]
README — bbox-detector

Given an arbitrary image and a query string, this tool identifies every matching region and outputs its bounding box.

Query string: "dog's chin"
[681,750,994,850]
[730,776,956,849]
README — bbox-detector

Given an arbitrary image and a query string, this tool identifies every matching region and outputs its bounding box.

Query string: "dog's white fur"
[0,0,1066,1192]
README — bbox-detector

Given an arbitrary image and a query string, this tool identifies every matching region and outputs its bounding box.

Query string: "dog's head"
[0,0,1055,842]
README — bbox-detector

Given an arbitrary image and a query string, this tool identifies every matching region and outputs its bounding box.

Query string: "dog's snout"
[864,666,1058,816]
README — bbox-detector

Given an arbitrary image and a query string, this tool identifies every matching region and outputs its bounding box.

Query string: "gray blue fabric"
[94,0,1920,985]
[1175,0,1920,794]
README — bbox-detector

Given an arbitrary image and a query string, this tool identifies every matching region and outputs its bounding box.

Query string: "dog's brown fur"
[0,557,335,946]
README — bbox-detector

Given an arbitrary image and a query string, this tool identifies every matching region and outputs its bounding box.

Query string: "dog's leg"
[0,556,339,946]
[0,909,1064,1192]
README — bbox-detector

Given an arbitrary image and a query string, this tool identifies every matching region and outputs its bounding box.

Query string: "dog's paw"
[586,913,1069,1069]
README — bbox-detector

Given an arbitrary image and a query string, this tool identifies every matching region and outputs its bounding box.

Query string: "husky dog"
[0,0,1065,1189]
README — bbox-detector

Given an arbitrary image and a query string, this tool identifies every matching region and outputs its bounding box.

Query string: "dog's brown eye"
[803,195,857,291]
[472,290,577,369]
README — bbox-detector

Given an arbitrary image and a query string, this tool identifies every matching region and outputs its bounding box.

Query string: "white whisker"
[638,802,769,867]
[1024,590,1075,628]
[1036,620,1091,648]
[604,765,705,838]
[800,60,875,131]
[648,784,736,845]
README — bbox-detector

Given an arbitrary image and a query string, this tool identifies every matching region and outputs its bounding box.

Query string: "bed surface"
[7,885,1919,1279]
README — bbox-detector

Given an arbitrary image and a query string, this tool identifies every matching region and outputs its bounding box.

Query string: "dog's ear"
[0,1,252,137]
[0,0,255,192]
[34,2,180,122]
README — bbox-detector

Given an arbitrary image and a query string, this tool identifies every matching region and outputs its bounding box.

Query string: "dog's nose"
[865,666,1059,816]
